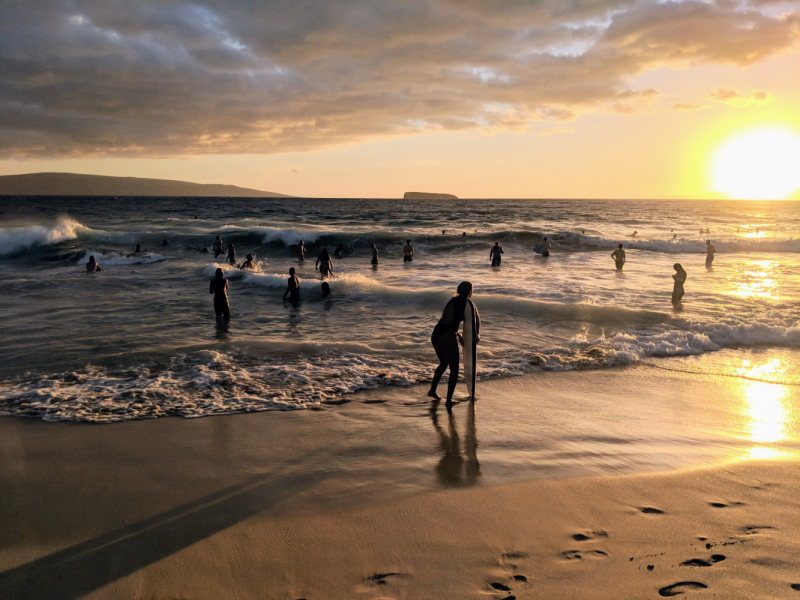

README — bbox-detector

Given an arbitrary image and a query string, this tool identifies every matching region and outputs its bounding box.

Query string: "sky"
[1,0,799,198]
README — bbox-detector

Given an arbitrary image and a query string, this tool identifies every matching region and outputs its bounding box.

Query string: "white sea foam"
[0,218,88,256]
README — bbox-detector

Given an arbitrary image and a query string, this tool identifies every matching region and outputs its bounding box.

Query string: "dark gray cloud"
[0,0,797,157]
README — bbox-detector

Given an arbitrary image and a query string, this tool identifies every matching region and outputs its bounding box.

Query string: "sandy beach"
[1,362,798,599]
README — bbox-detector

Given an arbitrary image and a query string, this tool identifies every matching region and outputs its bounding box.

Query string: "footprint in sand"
[639,507,665,514]
[658,581,708,597]
[708,501,745,508]
[572,530,608,541]
[680,555,726,567]
[490,582,511,591]
[365,572,408,586]
[741,525,774,535]
[561,549,608,560]
[362,399,387,404]
[790,583,800,591]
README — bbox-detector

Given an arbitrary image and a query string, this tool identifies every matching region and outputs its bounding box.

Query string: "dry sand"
[1,365,798,599]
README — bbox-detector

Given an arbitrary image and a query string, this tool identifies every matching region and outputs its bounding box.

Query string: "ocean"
[1,197,799,424]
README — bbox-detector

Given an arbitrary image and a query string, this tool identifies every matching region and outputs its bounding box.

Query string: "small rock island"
[403,191,458,200]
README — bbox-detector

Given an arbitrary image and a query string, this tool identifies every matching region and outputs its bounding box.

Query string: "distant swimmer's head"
[673,263,684,272]
[162,240,168,246]
[88,255,95,262]
[407,239,410,244]
[321,282,331,296]
[289,267,296,275]
[300,240,304,245]
[456,281,473,298]
[246,254,253,261]
[215,268,224,278]
[543,238,548,241]
[494,241,499,246]
[706,239,711,244]
[135,244,141,252]
[371,243,376,249]
[442,230,445,234]
[216,235,221,240]
[618,244,623,249]
[462,232,466,236]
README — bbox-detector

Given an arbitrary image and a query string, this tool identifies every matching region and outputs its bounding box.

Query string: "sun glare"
[712,127,800,200]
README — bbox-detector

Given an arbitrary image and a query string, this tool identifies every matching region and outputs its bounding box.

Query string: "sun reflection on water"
[736,359,792,459]
[728,260,779,301]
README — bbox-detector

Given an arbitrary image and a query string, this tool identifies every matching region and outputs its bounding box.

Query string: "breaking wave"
[0,218,89,256]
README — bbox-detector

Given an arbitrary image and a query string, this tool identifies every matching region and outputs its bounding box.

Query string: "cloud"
[707,87,775,106]
[0,0,798,157]
[671,102,707,111]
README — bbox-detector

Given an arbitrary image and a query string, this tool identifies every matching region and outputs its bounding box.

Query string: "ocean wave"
[84,249,168,266]
[0,218,88,256]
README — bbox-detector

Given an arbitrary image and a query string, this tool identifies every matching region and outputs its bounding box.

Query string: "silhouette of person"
[213,235,225,258]
[672,263,686,304]
[541,237,551,257]
[210,268,230,319]
[240,254,255,270]
[334,244,345,257]
[226,243,236,266]
[162,239,168,246]
[371,243,379,265]
[134,244,145,253]
[429,281,479,405]
[86,255,101,272]
[284,267,300,302]
[403,239,414,262]
[705,239,716,267]
[321,281,331,298]
[316,248,334,277]
[201,247,209,253]
[611,244,626,270]
[298,241,306,261]
[490,242,504,266]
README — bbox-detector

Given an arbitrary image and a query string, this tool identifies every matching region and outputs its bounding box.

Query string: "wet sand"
[1,363,798,599]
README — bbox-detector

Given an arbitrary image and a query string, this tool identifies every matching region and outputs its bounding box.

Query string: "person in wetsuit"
[428,281,480,406]
[316,248,334,277]
[239,254,255,270]
[490,242,503,266]
[226,243,236,266]
[284,267,300,302]
[611,244,626,270]
[371,243,379,265]
[86,255,102,272]
[672,263,686,304]
[704,239,716,268]
[209,268,230,318]
[213,236,225,258]
[403,240,414,262]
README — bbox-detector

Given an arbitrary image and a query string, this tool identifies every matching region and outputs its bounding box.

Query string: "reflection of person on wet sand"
[672,263,686,304]
[430,402,480,487]
[611,244,626,270]
[209,268,230,319]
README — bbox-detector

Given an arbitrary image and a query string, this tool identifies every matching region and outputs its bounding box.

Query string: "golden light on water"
[728,260,779,301]
[712,127,800,200]
[736,359,791,459]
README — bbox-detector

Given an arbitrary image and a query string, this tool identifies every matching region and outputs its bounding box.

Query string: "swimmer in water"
[541,237,551,257]
[334,244,345,257]
[321,281,331,298]
[239,254,255,270]
[672,263,686,304]
[213,235,225,258]
[209,268,230,319]
[442,230,446,235]
[298,241,306,261]
[632,231,638,237]
[462,232,466,237]
[86,255,102,272]
[673,234,677,240]
[226,243,236,266]
[371,243,379,265]
[134,244,146,253]
[162,240,168,246]
[317,248,334,277]
[283,267,300,302]
[428,281,480,405]
[490,242,504,266]
[403,239,414,262]
[201,247,209,253]
[704,239,716,267]
[611,244,626,270]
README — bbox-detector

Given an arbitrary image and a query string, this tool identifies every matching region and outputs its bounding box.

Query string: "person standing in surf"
[209,268,230,319]
[298,241,306,262]
[316,248,334,277]
[541,237,552,257]
[704,239,716,268]
[283,267,300,302]
[371,243,379,265]
[86,255,102,272]
[611,244,626,270]
[672,263,687,304]
[403,240,414,262]
[213,235,225,259]
[428,282,480,406]
[490,242,504,266]
[226,243,236,266]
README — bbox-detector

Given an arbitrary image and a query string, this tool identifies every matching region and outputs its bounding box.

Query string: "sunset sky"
[1,0,799,199]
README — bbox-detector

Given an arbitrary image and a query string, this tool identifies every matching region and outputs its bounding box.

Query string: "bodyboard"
[462,299,478,400]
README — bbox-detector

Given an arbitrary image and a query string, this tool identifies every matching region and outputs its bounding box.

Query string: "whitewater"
[1,196,798,422]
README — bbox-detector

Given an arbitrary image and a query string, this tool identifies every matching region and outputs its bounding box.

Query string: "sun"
[711,127,800,200]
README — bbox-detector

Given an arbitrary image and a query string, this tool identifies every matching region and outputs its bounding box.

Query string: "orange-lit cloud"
[0,1,798,158]
[707,87,775,107]
[671,102,707,111]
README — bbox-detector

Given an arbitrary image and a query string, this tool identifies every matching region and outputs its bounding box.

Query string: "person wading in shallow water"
[704,239,716,268]
[284,267,300,302]
[210,268,230,319]
[611,244,626,270]
[672,263,687,304]
[213,235,225,258]
[403,240,414,262]
[86,255,102,272]
[226,243,236,266]
[490,242,503,266]
[428,281,480,406]
[316,248,334,277]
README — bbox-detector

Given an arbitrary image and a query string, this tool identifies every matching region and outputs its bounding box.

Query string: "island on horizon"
[404,191,458,200]
[0,172,294,198]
